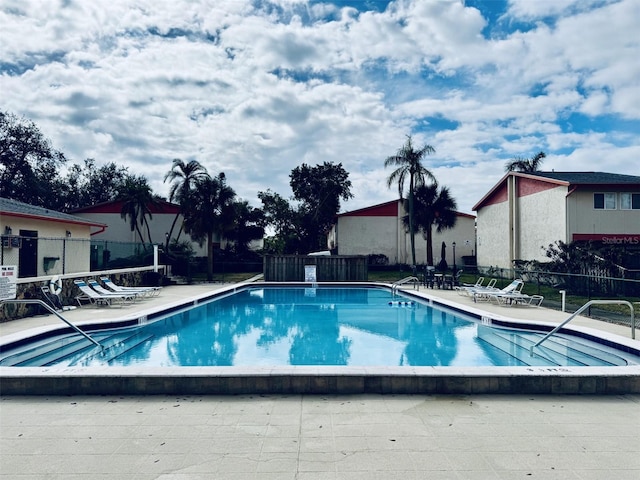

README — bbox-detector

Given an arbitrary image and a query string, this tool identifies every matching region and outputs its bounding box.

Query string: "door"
[19,230,38,278]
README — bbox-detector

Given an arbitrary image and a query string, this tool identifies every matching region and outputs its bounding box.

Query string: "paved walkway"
[2,283,640,478]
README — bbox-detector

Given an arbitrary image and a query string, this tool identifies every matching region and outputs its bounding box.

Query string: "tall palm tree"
[119,175,155,248]
[183,173,236,281]
[385,135,436,266]
[163,158,210,251]
[505,151,546,172]
[409,182,458,267]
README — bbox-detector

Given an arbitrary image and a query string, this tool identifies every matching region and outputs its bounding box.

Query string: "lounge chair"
[40,285,77,311]
[87,279,142,302]
[457,278,497,297]
[489,291,544,307]
[100,277,161,297]
[471,279,523,303]
[454,276,485,295]
[73,280,133,307]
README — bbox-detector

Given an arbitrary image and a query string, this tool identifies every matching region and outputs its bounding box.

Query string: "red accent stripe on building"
[517,177,560,197]
[481,183,508,207]
[339,201,398,217]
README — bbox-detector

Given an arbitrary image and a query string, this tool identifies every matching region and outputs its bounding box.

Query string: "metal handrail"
[530,299,635,356]
[392,276,420,295]
[1,299,103,349]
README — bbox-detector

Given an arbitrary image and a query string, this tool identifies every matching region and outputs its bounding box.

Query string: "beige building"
[72,200,208,257]
[0,197,106,277]
[328,199,476,267]
[473,171,640,269]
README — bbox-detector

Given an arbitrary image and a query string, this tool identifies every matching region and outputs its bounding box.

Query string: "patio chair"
[73,280,133,307]
[471,279,523,303]
[100,277,162,297]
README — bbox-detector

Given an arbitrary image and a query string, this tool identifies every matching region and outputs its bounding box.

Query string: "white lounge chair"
[87,279,142,302]
[73,280,133,307]
[489,291,544,307]
[471,279,523,303]
[100,277,161,297]
[457,278,498,297]
[455,276,486,295]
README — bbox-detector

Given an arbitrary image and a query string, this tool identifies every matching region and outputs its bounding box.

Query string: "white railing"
[391,276,421,295]
[530,299,635,356]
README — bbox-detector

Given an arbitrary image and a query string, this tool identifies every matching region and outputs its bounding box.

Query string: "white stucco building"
[1,197,105,277]
[327,199,476,267]
[473,171,640,269]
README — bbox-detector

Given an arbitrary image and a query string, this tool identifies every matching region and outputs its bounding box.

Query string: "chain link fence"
[1,236,158,277]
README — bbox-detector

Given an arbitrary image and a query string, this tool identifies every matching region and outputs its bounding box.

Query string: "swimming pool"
[2,283,639,394]
[3,285,639,368]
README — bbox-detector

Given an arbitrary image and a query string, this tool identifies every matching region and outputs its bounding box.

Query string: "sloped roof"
[337,198,475,219]
[0,197,105,227]
[473,171,640,211]
[531,171,640,185]
[72,199,180,214]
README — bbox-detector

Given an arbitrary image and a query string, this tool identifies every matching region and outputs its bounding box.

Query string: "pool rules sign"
[0,265,17,301]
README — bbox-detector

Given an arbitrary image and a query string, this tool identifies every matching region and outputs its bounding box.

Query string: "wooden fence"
[263,255,368,282]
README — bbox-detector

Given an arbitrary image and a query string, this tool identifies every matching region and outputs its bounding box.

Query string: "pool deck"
[1,283,640,478]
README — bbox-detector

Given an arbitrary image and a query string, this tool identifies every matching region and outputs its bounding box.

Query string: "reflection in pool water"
[58,287,520,367]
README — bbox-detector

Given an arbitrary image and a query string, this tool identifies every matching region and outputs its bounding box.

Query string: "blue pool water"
[1,287,637,367]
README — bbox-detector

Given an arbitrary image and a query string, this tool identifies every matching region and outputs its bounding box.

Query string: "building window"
[594,193,616,210]
[620,193,640,210]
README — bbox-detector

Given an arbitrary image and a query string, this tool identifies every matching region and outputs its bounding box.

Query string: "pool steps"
[1,322,631,369]
[0,330,154,367]
[476,326,628,367]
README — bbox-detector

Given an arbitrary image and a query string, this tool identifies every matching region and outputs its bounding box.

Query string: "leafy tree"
[163,158,210,251]
[409,182,458,267]
[225,200,264,255]
[63,159,130,210]
[385,135,436,266]
[119,175,156,247]
[505,151,546,173]
[258,189,302,254]
[183,173,236,281]
[0,110,67,208]
[290,162,353,252]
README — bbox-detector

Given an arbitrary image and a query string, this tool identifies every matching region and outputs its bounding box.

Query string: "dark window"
[621,193,640,210]
[594,193,616,210]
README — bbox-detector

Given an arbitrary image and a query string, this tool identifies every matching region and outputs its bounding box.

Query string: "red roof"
[72,199,180,214]
[338,199,475,219]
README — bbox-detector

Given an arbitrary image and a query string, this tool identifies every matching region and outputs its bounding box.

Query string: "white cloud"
[1,0,638,216]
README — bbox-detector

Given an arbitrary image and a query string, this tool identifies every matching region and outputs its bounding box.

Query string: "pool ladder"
[391,276,421,296]
[530,299,635,357]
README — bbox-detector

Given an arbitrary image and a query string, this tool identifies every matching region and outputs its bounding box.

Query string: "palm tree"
[119,175,155,248]
[163,158,210,251]
[183,173,236,281]
[409,182,458,267]
[505,151,546,173]
[385,135,436,266]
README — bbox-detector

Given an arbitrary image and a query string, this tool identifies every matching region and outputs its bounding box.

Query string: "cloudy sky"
[1,0,638,214]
